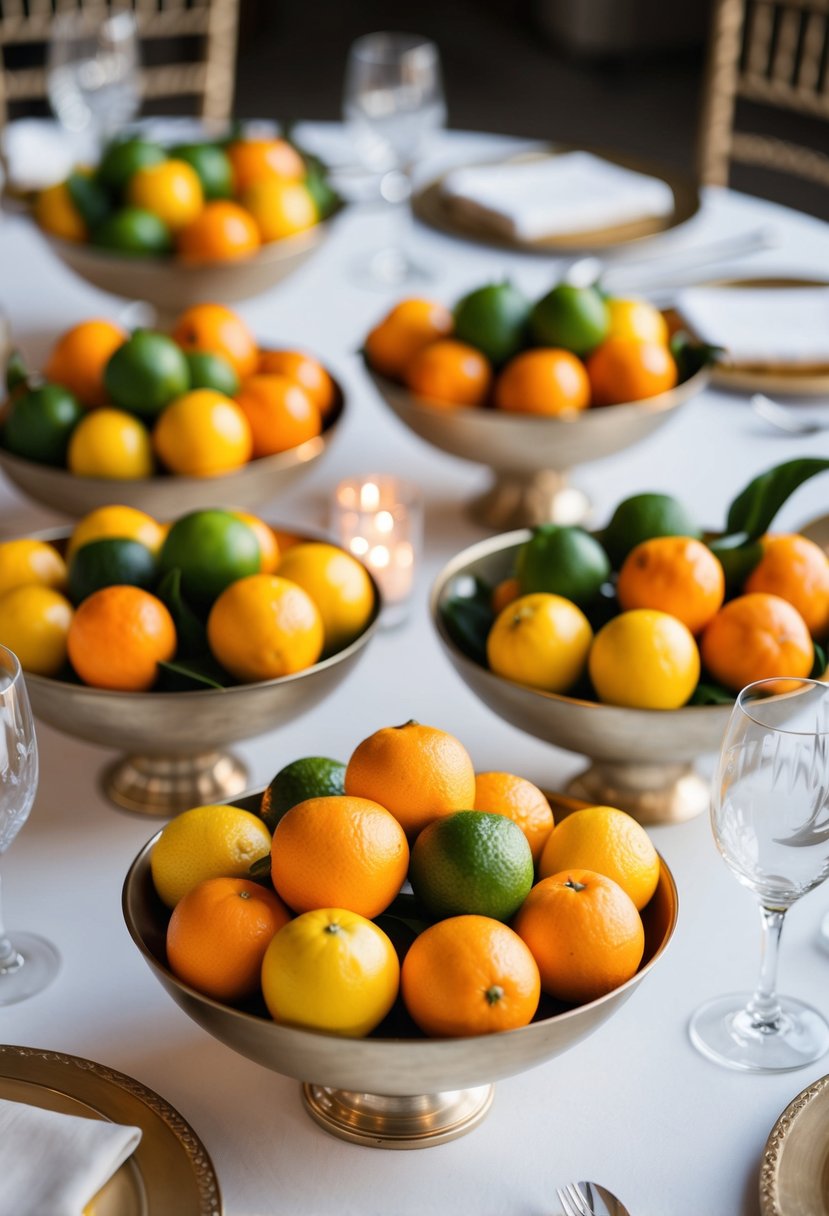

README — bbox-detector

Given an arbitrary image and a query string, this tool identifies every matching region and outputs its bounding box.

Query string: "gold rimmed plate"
[759,1072,829,1215]
[0,1045,221,1214]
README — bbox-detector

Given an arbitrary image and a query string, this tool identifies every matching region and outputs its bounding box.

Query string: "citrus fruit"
[0,540,67,597]
[605,297,670,345]
[473,771,554,863]
[492,576,520,614]
[126,159,204,230]
[258,349,336,416]
[67,408,154,479]
[158,509,261,607]
[513,870,644,1004]
[93,207,173,256]
[275,541,375,654]
[242,179,317,241]
[169,142,234,200]
[601,491,700,569]
[176,200,261,263]
[616,536,725,635]
[260,756,346,832]
[452,282,532,365]
[743,533,829,638]
[66,505,165,561]
[538,805,660,910]
[234,374,322,457]
[226,138,305,192]
[166,876,290,1003]
[67,537,157,605]
[150,802,272,909]
[184,351,240,397]
[231,512,279,573]
[3,384,83,465]
[67,584,176,691]
[588,608,700,709]
[97,137,166,194]
[0,585,73,676]
[104,331,190,419]
[516,525,611,606]
[34,182,87,241]
[261,907,399,1037]
[409,810,534,921]
[487,593,593,693]
[171,304,258,378]
[345,720,476,839]
[493,348,591,416]
[529,284,610,355]
[400,914,540,1037]
[404,339,493,407]
[586,336,678,405]
[364,298,453,381]
[207,573,323,681]
[700,592,814,694]
[44,319,127,408]
[270,794,409,918]
[152,389,253,477]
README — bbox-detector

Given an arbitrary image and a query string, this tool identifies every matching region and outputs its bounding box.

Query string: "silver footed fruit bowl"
[430,530,732,826]
[122,795,678,1150]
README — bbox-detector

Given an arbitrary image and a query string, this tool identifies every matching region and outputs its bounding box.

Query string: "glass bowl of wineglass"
[47,9,141,149]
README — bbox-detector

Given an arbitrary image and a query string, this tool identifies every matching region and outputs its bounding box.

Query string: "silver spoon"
[556,1180,631,1216]
[751,393,829,436]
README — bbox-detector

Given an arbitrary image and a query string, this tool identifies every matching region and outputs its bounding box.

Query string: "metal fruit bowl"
[0,378,345,519]
[431,531,732,825]
[369,364,708,530]
[123,801,678,1149]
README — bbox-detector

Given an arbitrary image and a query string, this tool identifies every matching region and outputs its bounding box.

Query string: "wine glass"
[690,677,829,1072]
[47,8,141,149]
[342,31,446,286]
[0,646,59,1004]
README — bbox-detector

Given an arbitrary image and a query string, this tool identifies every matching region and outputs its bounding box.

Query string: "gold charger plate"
[412,145,700,253]
[0,1045,222,1215]
[759,1072,829,1215]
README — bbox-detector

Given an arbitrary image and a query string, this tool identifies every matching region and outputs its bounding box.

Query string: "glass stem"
[746,904,786,1030]
[0,872,22,974]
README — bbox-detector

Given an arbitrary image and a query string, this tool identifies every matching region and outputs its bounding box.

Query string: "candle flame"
[360,482,381,510]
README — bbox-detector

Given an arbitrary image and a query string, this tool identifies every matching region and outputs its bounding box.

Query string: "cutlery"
[751,392,829,436]
[556,1180,631,1216]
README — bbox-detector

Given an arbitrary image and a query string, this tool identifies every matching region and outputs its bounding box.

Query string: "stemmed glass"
[342,31,446,286]
[0,646,59,1004]
[46,8,141,148]
[690,677,829,1072]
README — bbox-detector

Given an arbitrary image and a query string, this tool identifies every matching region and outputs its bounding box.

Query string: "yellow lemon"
[588,608,700,709]
[67,408,154,479]
[67,505,165,561]
[34,182,87,242]
[486,592,593,693]
[605,298,670,346]
[241,179,318,242]
[152,390,253,477]
[538,804,660,910]
[127,160,204,231]
[150,803,272,909]
[0,539,67,596]
[275,542,376,656]
[0,584,73,676]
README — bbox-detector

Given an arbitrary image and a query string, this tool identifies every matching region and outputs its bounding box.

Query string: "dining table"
[1,122,829,1216]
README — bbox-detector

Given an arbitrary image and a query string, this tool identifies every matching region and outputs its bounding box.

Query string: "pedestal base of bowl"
[471,470,590,529]
[301,1083,494,1148]
[102,750,249,816]
[566,760,709,826]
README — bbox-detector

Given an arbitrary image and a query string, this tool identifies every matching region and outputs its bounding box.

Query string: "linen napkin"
[440,150,675,241]
[676,285,829,366]
[0,120,97,194]
[0,1097,142,1216]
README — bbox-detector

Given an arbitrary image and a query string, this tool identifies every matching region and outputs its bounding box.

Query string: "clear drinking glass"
[0,646,59,1004]
[47,8,141,146]
[342,31,445,286]
[689,677,829,1072]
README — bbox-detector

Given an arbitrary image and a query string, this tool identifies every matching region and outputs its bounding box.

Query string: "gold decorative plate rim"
[759,1071,829,1216]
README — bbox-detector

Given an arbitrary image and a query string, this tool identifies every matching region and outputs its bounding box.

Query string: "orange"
[700,592,814,694]
[492,576,520,615]
[275,541,376,655]
[176,201,261,264]
[538,804,660,910]
[364,298,454,381]
[513,870,645,1004]
[586,336,678,406]
[44,319,127,408]
[127,160,204,230]
[152,389,253,476]
[231,511,280,573]
[34,182,86,242]
[486,593,593,694]
[207,573,324,682]
[404,339,492,407]
[166,876,290,1003]
[66,585,176,691]
[473,771,555,863]
[270,795,409,918]
[400,914,540,1037]
[234,373,322,458]
[744,533,829,639]
[493,349,591,416]
[171,304,259,378]
[616,536,725,635]
[242,179,317,241]
[258,349,336,417]
[345,720,476,839]
[226,137,305,193]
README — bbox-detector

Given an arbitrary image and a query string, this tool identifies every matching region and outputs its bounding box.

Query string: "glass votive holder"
[331,474,423,628]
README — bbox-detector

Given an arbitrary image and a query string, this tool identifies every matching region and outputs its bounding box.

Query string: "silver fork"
[751,393,829,436]
[556,1180,631,1216]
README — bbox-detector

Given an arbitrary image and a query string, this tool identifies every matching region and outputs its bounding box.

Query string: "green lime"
[409,811,534,922]
[453,282,531,366]
[169,142,234,200]
[67,537,157,605]
[260,756,346,832]
[185,351,240,396]
[66,171,110,229]
[93,207,173,257]
[158,509,261,607]
[515,524,611,606]
[601,492,700,570]
[530,284,610,355]
[97,138,166,195]
[2,384,83,466]
[104,331,190,419]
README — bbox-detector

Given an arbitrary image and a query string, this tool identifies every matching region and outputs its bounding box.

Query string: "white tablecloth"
[1,126,829,1216]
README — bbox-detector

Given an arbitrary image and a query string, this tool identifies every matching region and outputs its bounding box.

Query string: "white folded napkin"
[441,150,675,240]
[0,1097,141,1216]
[0,120,97,193]
[676,285,829,366]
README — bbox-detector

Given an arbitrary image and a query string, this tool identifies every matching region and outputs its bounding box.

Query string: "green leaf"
[669,330,723,381]
[440,578,495,666]
[725,458,829,540]
[155,567,207,658]
[5,349,29,395]
[707,533,764,594]
[67,171,111,230]
[811,642,827,679]
[157,656,231,690]
[690,682,734,705]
